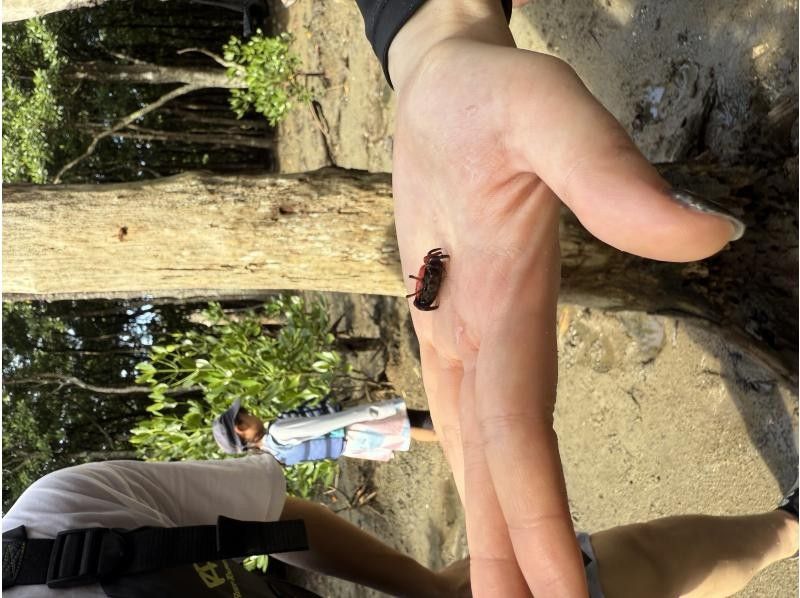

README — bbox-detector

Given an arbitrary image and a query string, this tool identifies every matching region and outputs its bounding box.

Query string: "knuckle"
[506,509,564,534]
[476,411,554,439]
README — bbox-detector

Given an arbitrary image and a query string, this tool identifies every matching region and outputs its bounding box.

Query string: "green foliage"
[2,19,64,183]
[2,299,184,513]
[224,32,310,126]
[131,295,343,498]
[2,393,54,509]
[2,2,280,184]
[2,301,68,348]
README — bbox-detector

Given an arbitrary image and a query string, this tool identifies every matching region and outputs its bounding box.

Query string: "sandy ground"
[271,1,798,596]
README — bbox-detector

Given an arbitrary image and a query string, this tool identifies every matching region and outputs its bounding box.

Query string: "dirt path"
[271,2,798,596]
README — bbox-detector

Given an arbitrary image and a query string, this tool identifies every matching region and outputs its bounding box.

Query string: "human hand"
[388,1,743,596]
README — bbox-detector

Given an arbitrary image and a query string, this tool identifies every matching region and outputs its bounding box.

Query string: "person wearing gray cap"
[212,398,249,454]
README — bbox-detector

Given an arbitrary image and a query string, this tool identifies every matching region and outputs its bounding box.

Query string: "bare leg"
[410,426,438,442]
[590,510,798,598]
[407,409,437,442]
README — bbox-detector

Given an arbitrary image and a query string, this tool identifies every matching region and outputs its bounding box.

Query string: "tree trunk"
[85,124,274,149]
[4,167,400,298]
[3,163,796,382]
[160,108,269,130]
[66,61,243,89]
[2,0,105,22]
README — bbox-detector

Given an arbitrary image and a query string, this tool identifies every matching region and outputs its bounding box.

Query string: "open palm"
[391,29,739,598]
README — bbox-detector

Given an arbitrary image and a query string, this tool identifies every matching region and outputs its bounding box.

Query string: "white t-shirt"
[2,455,286,597]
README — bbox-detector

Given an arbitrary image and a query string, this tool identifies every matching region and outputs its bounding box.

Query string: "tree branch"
[91,123,275,149]
[5,374,201,396]
[101,47,148,65]
[80,406,117,449]
[177,47,239,71]
[160,107,268,129]
[53,83,205,183]
[43,348,144,356]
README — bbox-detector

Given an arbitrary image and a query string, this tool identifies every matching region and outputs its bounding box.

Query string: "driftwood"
[4,161,796,381]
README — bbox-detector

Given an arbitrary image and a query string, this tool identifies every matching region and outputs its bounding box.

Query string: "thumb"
[509,56,744,262]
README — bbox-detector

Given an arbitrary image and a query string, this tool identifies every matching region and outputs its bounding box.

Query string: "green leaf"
[183,412,202,428]
[136,362,156,374]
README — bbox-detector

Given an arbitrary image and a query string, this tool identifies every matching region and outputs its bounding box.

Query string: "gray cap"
[212,398,246,454]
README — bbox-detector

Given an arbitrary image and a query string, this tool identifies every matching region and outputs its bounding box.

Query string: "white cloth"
[3,455,286,597]
[268,398,406,446]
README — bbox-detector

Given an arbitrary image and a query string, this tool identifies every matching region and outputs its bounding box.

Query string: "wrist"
[387,0,513,92]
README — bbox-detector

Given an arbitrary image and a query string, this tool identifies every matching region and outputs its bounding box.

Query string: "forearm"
[275,497,445,598]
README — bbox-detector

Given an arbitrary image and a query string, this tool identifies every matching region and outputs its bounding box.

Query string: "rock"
[617,312,666,364]
[630,61,715,162]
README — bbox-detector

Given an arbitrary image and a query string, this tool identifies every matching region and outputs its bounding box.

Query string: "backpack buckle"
[47,528,127,588]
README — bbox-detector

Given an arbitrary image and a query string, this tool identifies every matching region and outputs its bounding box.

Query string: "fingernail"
[670,189,746,241]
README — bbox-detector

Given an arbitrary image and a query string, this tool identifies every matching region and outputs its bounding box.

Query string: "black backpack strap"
[286,395,342,419]
[3,517,307,589]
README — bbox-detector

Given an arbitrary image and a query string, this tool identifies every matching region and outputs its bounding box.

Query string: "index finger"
[418,340,466,501]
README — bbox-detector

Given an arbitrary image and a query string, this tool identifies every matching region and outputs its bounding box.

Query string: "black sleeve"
[355,0,513,88]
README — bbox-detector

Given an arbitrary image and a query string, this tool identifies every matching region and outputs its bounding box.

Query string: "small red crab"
[406,248,449,311]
